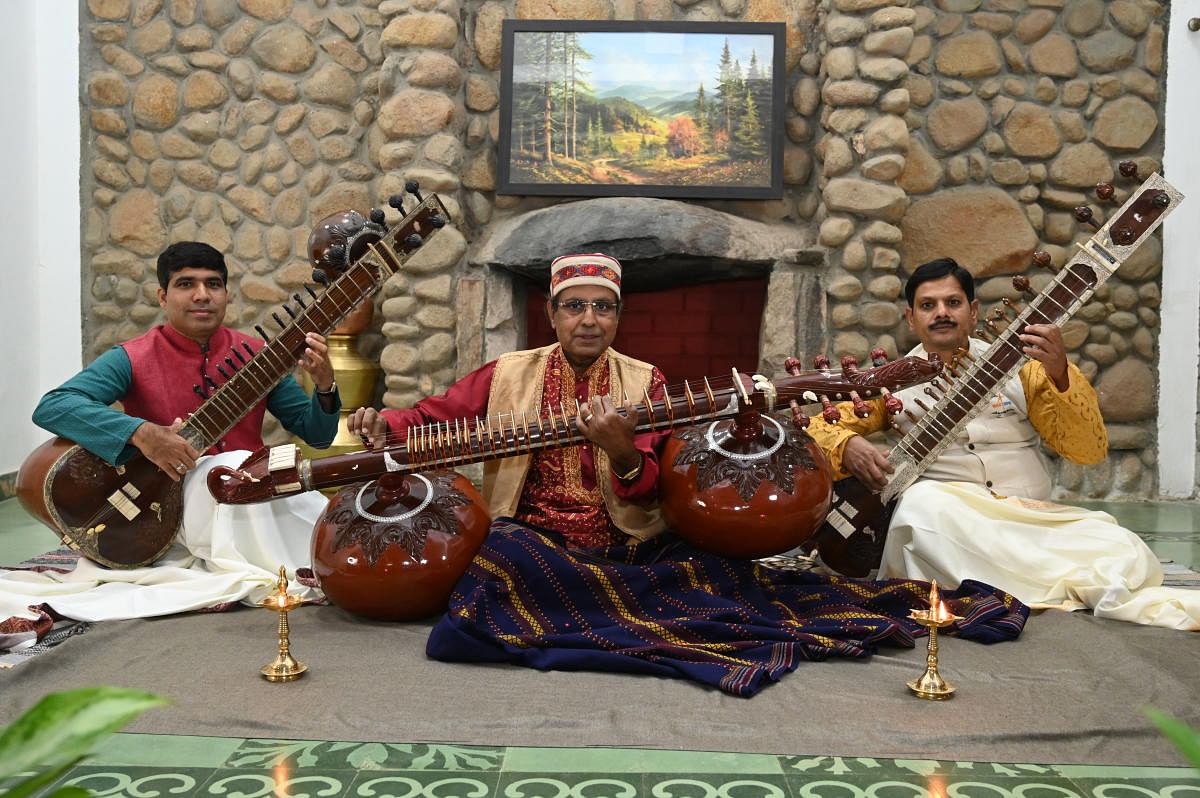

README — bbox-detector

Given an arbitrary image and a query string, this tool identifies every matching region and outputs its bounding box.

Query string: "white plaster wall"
[0,1,81,477]
[1160,8,1200,498]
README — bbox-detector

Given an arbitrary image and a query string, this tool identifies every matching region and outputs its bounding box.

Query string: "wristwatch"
[316,381,338,396]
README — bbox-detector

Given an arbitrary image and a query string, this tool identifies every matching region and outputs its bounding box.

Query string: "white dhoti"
[881,480,1200,631]
[0,452,327,631]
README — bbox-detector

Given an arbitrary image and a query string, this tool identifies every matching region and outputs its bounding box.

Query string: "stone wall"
[77,0,1170,498]
[808,0,1167,498]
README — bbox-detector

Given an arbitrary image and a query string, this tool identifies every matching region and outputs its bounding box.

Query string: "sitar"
[206,356,941,621]
[16,189,449,568]
[809,168,1184,577]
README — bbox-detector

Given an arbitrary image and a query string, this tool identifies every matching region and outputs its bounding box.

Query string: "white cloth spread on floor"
[0,452,325,629]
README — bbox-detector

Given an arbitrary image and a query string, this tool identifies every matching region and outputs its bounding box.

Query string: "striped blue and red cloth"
[427,519,1028,697]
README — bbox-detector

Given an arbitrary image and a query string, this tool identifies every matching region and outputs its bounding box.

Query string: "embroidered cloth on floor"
[427,519,1029,697]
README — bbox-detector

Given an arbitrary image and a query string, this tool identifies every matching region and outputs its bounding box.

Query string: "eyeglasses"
[554,299,621,318]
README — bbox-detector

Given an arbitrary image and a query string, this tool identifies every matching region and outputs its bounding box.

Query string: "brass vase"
[296,301,381,462]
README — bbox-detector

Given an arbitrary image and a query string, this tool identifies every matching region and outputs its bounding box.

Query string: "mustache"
[929,320,957,330]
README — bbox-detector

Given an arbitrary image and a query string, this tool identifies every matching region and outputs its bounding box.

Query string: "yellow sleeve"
[1019,360,1108,465]
[805,397,891,480]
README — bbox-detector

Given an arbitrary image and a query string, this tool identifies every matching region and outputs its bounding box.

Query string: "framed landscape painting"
[497,20,785,200]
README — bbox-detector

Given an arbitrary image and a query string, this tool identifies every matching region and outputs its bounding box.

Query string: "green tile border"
[90,733,245,768]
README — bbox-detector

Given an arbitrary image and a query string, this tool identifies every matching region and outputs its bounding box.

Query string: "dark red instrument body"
[312,472,490,620]
[660,410,833,559]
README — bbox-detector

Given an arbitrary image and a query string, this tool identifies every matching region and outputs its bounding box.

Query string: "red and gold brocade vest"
[120,324,268,456]
[482,343,666,541]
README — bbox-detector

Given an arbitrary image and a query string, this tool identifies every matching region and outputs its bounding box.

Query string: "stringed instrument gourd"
[207,356,942,620]
[809,165,1183,577]
[16,186,449,568]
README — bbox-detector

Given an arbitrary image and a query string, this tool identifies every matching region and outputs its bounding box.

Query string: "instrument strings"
[350,367,843,453]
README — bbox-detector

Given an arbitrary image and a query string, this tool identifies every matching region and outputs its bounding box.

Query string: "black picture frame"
[497,20,786,200]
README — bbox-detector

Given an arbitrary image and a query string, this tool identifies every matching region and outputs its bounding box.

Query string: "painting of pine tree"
[502,23,782,197]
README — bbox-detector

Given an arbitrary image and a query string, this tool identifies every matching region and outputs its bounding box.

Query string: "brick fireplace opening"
[525,277,769,383]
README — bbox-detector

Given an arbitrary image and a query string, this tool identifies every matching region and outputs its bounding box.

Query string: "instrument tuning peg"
[404,233,423,249]
[820,395,840,425]
[293,292,307,309]
[1118,160,1140,181]
[924,386,941,403]
[404,179,424,202]
[783,356,802,376]
[1073,205,1101,230]
[1096,181,1115,202]
[305,285,318,300]
[790,407,811,429]
[1001,297,1022,316]
[429,214,446,229]
[840,355,859,376]
[813,354,831,370]
[870,347,888,367]
[242,342,255,359]
[985,318,1003,334]
[914,397,931,413]
[369,208,386,225]
[225,356,237,372]
[1012,275,1036,300]
[312,269,330,286]
[976,326,994,343]
[255,324,270,341]
[904,409,920,424]
[193,384,205,400]
[272,312,286,328]
[204,375,219,390]
[1031,250,1054,272]
[388,194,406,212]
[283,304,297,319]
[217,364,230,380]
[232,348,247,365]
[849,390,870,418]
[882,388,903,416]
[926,352,943,372]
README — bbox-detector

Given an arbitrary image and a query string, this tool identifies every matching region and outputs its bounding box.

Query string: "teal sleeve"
[266,375,341,449]
[31,347,145,465]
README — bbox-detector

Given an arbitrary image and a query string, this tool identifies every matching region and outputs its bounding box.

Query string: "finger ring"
[175,464,187,474]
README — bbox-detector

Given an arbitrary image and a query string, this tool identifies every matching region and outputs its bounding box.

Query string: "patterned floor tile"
[347,768,501,798]
[200,767,357,798]
[55,765,221,798]
[785,771,1086,798]
[224,739,504,771]
[1063,773,1200,798]
[503,746,783,773]
[495,771,645,798]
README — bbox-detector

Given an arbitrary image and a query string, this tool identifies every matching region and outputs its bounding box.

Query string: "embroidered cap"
[549,253,622,299]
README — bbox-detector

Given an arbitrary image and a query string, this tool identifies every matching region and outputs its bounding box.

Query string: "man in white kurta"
[809,258,1198,631]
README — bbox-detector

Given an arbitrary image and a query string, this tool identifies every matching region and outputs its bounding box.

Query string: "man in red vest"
[34,241,339,474]
[5,242,339,622]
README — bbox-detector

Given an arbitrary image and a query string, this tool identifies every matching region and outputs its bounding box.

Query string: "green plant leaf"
[0,687,168,781]
[1145,707,1200,769]
[44,786,93,798]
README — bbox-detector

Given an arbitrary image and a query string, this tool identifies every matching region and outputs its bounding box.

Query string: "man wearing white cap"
[350,253,669,548]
